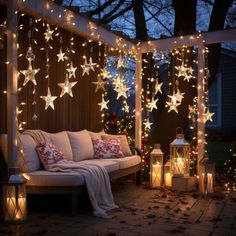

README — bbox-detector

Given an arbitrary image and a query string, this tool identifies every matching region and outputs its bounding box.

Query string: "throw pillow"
[102,134,132,157]
[36,142,64,170]
[92,138,124,159]
[89,130,106,140]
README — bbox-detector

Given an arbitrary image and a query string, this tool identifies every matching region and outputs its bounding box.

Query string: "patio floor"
[0,179,236,236]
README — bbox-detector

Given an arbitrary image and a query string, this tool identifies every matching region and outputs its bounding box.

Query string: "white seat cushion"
[67,130,94,161]
[48,131,73,161]
[27,170,84,186]
[80,159,119,173]
[110,155,141,169]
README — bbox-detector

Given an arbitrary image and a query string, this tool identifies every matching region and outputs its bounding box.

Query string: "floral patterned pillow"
[92,138,124,159]
[36,142,64,170]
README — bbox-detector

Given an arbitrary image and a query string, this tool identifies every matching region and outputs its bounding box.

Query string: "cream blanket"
[24,129,118,218]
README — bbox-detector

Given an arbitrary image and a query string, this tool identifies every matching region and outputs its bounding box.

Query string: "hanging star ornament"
[155,81,163,95]
[123,103,130,113]
[81,57,91,76]
[204,108,214,122]
[66,62,77,79]
[100,68,112,79]
[144,119,153,130]
[57,48,66,62]
[20,60,40,86]
[175,62,189,78]
[117,56,124,68]
[166,94,181,113]
[116,85,130,99]
[44,24,54,42]
[40,87,57,110]
[58,74,77,97]
[92,76,107,93]
[175,89,185,102]
[148,97,158,111]
[98,94,109,111]
[88,57,97,72]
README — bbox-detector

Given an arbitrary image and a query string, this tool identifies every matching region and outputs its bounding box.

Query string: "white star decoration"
[144,119,153,130]
[148,97,158,111]
[155,81,163,95]
[58,74,77,97]
[20,60,40,86]
[117,56,124,68]
[44,24,54,42]
[92,77,107,93]
[88,57,97,72]
[204,108,214,122]
[116,85,130,99]
[40,87,57,110]
[124,103,130,113]
[100,68,112,79]
[57,48,66,62]
[66,62,77,79]
[175,62,194,82]
[98,94,109,111]
[166,94,181,113]
[175,89,185,102]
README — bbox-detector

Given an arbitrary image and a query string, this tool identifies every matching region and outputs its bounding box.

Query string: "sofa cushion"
[36,142,65,170]
[67,130,94,161]
[26,170,84,186]
[48,131,73,161]
[18,134,41,172]
[102,134,132,157]
[92,138,124,159]
[89,130,105,140]
[80,159,119,173]
[110,155,141,169]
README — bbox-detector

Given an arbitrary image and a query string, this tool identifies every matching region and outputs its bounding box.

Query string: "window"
[206,73,222,127]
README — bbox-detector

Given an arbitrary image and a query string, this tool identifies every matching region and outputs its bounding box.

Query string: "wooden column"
[197,39,205,179]
[135,51,142,149]
[7,0,18,171]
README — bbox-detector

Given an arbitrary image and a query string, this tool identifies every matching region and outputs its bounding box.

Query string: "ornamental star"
[66,62,77,79]
[148,97,158,111]
[175,62,189,78]
[98,94,109,111]
[124,103,130,113]
[58,74,77,97]
[175,89,185,102]
[44,24,54,42]
[204,108,214,122]
[20,60,40,86]
[115,85,130,99]
[100,68,112,79]
[155,81,163,95]
[117,56,124,68]
[81,57,91,76]
[188,105,196,114]
[57,48,66,62]
[166,94,181,113]
[88,57,97,72]
[40,87,57,110]
[113,75,125,89]
[143,119,153,130]
[92,76,107,93]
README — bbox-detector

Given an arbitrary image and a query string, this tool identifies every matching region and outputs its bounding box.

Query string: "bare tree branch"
[143,3,173,36]
[89,0,116,16]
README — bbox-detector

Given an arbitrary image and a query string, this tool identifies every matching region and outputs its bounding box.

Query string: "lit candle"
[174,157,185,175]
[207,173,213,193]
[165,172,172,187]
[151,162,162,187]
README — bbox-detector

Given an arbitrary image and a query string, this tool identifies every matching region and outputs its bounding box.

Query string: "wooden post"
[197,38,205,181]
[7,0,18,172]
[135,51,142,149]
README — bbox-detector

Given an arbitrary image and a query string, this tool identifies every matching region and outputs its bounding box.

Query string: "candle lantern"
[164,160,172,187]
[150,144,164,188]
[170,128,190,177]
[2,168,27,222]
[199,156,215,194]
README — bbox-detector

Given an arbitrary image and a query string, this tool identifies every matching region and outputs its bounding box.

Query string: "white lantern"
[150,144,163,188]
[170,128,190,177]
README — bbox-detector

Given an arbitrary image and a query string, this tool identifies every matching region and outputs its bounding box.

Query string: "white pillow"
[67,130,94,161]
[18,134,41,172]
[48,131,73,161]
[0,134,8,162]
[89,130,105,140]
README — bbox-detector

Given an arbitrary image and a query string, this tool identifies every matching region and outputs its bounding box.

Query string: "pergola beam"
[17,0,136,53]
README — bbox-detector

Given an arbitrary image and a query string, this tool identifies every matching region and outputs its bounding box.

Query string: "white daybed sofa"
[0,130,142,215]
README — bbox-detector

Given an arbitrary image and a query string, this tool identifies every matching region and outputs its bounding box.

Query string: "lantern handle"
[176,127,183,135]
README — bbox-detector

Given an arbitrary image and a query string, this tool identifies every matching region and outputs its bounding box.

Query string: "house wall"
[0,6,104,134]
[218,51,236,136]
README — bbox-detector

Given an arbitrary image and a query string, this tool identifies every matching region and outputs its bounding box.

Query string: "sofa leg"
[71,190,78,216]
[136,170,142,185]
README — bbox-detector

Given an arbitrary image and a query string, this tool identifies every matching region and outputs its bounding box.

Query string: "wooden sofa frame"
[0,147,142,215]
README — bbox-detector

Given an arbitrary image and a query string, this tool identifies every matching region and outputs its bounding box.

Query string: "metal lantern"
[199,156,215,194]
[2,169,27,222]
[150,144,164,188]
[170,128,190,177]
[164,160,172,187]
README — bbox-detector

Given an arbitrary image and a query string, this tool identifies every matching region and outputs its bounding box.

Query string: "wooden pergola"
[2,0,236,179]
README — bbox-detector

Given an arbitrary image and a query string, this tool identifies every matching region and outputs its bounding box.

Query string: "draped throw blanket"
[24,129,118,218]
